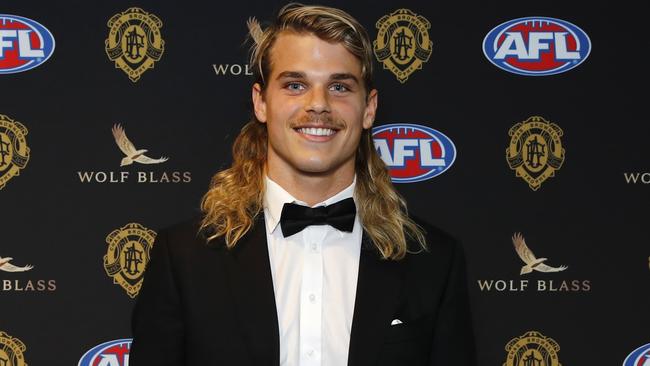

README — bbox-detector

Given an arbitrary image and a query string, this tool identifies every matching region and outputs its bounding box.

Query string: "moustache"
[289,113,346,130]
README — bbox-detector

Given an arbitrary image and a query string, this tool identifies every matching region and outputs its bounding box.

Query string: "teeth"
[298,127,335,136]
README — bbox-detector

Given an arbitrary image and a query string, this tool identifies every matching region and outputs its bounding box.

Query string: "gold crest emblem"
[504,331,562,366]
[105,7,165,82]
[506,116,565,190]
[0,331,27,366]
[104,223,156,298]
[0,115,30,191]
[374,9,432,83]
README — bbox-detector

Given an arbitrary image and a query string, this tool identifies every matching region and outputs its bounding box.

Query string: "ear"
[252,83,267,123]
[362,89,378,129]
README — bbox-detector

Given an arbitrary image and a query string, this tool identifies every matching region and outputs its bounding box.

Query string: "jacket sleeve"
[130,228,185,365]
[429,239,476,365]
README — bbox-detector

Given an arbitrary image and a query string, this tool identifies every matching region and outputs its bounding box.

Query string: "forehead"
[267,31,363,79]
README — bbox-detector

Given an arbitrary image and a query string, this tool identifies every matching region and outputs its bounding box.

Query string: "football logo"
[623,343,650,366]
[483,17,590,76]
[0,14,55,74]
[373,123,456,183]
[78,338,132,366]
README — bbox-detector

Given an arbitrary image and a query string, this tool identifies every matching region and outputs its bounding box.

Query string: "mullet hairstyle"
[200,3,426,260]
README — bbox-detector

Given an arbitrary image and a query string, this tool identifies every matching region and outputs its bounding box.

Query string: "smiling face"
[252,31,377,184]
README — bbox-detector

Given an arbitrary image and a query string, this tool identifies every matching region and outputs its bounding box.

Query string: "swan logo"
[0,14,55,74]
[78,338,132,366]
[483,17,590,76]
[372,123,456,183]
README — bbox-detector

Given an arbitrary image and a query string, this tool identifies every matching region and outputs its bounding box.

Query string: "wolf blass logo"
[78,171,190,184]
[1,278,55,292]
[477,233,590,292]
[76,124,191,184]
[212,63,252,76]
[1,255,56,292]
[624,172,650,184]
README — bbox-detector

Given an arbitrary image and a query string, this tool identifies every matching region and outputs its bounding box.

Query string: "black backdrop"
[1,0,649,365]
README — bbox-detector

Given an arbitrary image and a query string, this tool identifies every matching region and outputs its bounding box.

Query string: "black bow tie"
[279,197,356,237]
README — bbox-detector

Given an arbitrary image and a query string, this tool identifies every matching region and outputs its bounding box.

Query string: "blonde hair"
[200,3,426,260]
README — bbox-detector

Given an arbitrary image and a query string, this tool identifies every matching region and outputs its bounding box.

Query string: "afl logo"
[78,338,132,366]
[623,343,650,366]
[373,123,456,183]
[0,14,55,74]
[483,17,590,76]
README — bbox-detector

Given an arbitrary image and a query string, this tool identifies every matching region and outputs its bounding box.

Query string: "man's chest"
[266,220,363,366]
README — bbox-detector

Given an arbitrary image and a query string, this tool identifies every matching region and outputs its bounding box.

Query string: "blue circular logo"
[372,123,456,183]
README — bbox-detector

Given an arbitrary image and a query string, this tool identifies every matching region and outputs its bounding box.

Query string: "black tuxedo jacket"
[130,216,476,365]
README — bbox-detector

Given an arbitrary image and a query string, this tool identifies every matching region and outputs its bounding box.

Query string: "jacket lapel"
[219,216,280,366]
[347,233,405,366]
[216,221,404,366]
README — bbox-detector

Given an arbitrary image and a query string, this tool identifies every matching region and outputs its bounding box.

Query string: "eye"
[330,83,350,93]
[285,82,305,92]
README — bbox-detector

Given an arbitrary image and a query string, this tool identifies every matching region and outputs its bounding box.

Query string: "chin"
[291,155,344,174]
[294,162,333,174]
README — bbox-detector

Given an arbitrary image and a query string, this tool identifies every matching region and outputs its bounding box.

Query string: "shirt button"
[309,294,316,302]
[310,243,318,251]
[307,349,314,357]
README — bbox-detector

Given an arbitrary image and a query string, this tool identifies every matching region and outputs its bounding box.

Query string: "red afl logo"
[372,123,456,183]
[78,338,132,366]
[483,17,590,76]
[0,14,55,74]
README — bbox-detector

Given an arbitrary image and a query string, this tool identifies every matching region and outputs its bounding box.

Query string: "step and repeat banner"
[1,0,648,365]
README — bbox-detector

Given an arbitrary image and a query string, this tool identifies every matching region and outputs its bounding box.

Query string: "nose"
[305,85,331,114]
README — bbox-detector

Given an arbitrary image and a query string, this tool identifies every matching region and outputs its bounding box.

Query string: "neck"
[266,162,355,207]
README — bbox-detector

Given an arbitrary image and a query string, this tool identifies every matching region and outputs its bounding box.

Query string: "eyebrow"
[330,73,359,84]
[276,71,305,80]
[276,71,359,84]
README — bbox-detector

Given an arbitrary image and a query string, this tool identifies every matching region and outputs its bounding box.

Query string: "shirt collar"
[263,175,356,234]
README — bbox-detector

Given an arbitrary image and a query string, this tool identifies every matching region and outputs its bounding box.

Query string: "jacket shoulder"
[410,215,459,254]
[405,215,463,272]
[155,215,222,255]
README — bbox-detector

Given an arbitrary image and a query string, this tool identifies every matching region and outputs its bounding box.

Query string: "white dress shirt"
[263,176,362,366]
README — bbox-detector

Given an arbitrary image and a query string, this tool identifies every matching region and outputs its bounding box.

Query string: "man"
[130,4,475,365]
